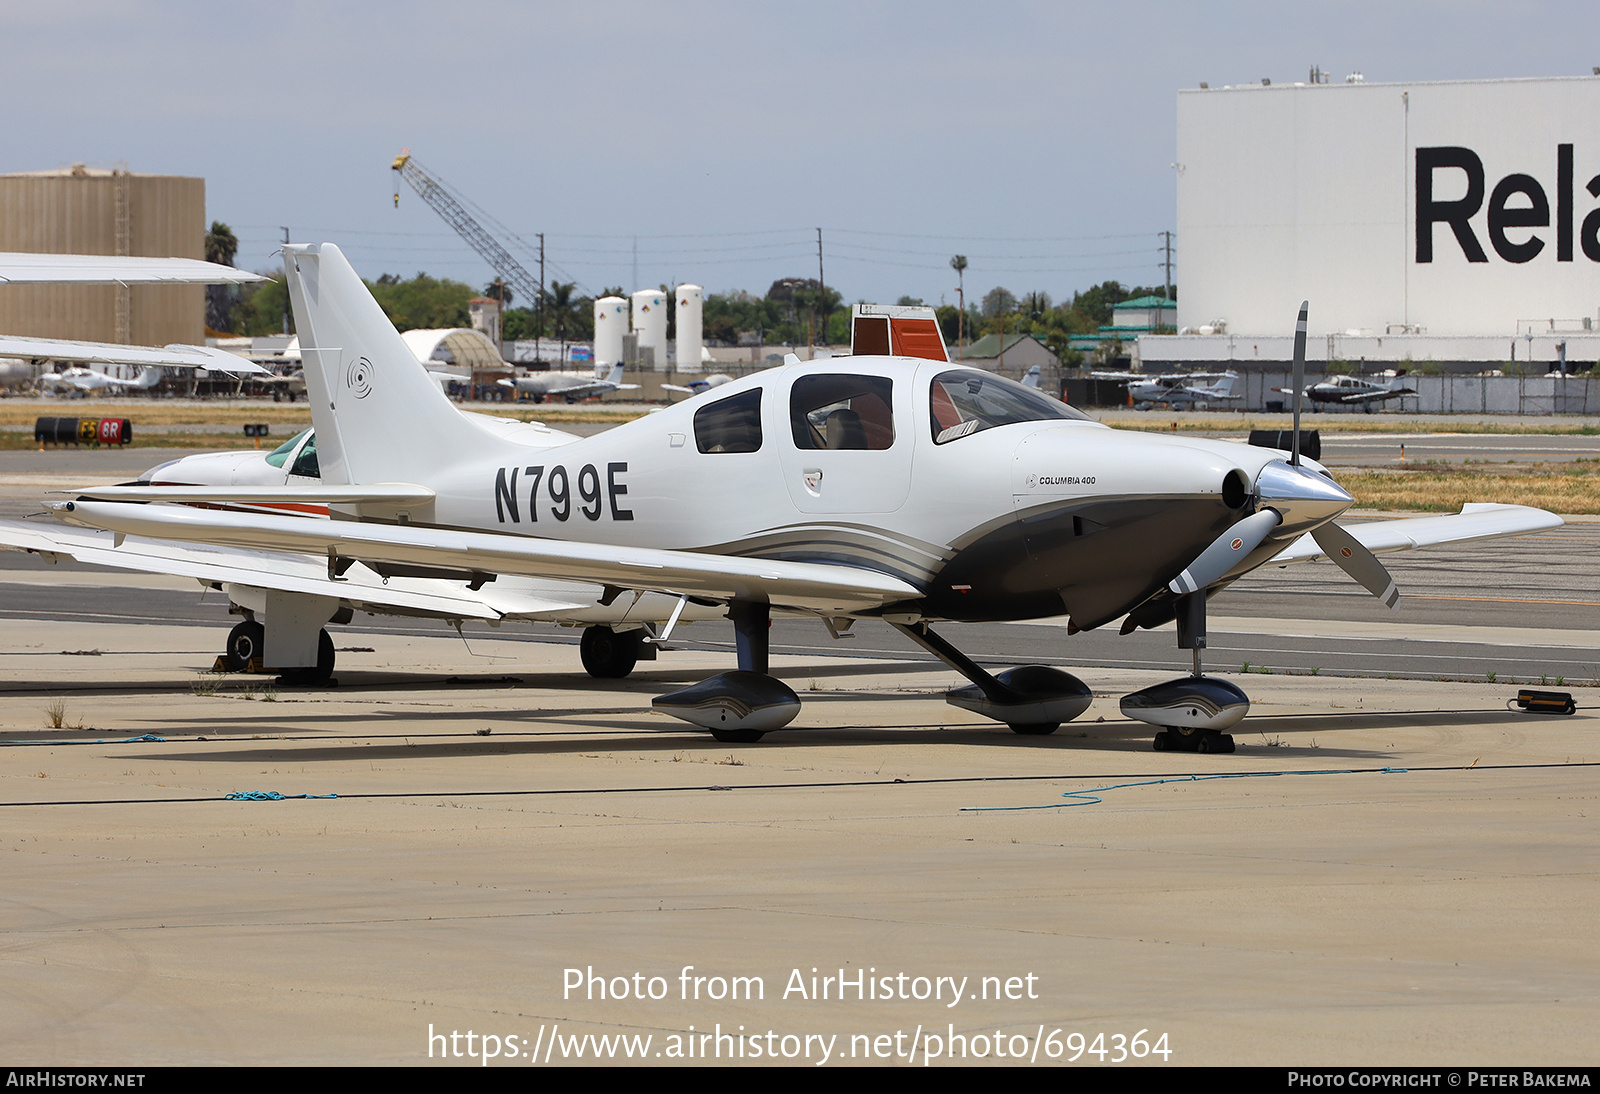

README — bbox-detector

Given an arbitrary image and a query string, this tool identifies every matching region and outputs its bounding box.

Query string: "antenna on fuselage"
[1291,301,1308,467]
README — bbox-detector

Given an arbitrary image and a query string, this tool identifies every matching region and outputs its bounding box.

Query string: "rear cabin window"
[928,369,1090,443]
[790,374,894,451]
[695,389,763,453]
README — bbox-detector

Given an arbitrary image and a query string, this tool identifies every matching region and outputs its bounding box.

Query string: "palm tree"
[544,281,577,360]
[950,255,968,352]
[205,222,240,333]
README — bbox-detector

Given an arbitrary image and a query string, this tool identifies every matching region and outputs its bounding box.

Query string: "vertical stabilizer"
[283,243,497,486]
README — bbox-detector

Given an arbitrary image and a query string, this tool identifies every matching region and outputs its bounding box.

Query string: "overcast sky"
[6,1,1596,308]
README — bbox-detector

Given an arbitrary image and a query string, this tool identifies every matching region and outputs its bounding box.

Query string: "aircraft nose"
[1254,459,1353,536]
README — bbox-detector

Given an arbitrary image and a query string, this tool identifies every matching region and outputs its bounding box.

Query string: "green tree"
[366,272,475,330]
[204,221,240,332]
[229,272,291,336]
[981,286,1017,318]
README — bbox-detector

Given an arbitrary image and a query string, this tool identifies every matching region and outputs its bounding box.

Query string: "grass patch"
[1338,464,1600,513]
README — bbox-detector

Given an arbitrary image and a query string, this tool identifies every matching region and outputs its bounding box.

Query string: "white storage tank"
[675,284,703,374]
[593,296,627,366]
[631,288,667,370]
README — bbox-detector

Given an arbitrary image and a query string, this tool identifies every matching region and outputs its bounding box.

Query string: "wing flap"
[53,501,921,613]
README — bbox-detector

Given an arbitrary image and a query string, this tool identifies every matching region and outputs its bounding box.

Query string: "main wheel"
[223,620,265,672]
[580,625,639,679]
[711,729,765,743]
[1008,722,1059,736]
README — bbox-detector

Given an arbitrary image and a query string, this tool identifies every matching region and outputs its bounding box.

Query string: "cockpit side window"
[265,428,311,469]
[694,388,763,453]
[289,432,321,478]
[928,369,1091,444]
[790,374,894,450]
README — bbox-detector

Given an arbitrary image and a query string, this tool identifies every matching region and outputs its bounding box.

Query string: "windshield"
[264,428,312,468]
[928,369,1091,444]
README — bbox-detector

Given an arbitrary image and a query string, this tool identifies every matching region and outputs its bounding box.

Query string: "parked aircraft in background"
[499,362,640,402]
[1093,369,1241,409]
[1276,373,1417,410]
[7,247,1561,755]
[42,366,165,394]
[662,373,735,399]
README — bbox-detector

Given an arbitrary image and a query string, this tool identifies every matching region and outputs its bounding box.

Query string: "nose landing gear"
[1120,592,1245,753]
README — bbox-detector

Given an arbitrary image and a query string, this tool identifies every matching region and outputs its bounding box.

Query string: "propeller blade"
[1168,509,1283,596]
[1311,522,1400,608]
[1292,300,1307,466]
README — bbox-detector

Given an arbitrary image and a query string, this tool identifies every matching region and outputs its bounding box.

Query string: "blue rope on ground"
[224,791,339,801]
[3,733,168,746]
[963,767,1410,811]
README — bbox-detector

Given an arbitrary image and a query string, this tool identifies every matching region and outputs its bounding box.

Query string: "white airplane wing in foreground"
[0,520,603,621]
[46,499,921,615]
[0,336,267,375]
[0,253,266,285]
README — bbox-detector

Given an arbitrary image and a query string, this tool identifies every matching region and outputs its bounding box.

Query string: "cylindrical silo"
[631,289,666,370]
[674,284,703,375]
[593,296,627,367]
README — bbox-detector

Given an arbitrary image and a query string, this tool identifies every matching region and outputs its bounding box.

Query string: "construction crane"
[390,149,543,312]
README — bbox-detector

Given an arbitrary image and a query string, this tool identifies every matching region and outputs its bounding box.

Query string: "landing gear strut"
[889,621,1092,734]
[651,599,799,741]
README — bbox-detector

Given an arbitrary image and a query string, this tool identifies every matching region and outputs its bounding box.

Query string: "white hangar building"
[1142,74,1600,408]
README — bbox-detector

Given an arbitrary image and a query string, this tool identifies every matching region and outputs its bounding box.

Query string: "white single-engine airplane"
[4,246,1562,753]
[1093,369,1241,409]
[498,361,640,402]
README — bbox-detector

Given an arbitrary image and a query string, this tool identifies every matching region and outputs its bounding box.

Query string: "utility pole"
[1161,231,1174,304]
[950,255,968,356]
[817,227,826,351]
[537,232,546,358]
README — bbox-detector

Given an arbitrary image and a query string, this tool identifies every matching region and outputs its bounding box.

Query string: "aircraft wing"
[0,520,523,620]
[65,484,436,507]
[1336,387,1414,403]
[0,254,266,285]
[1265,503,1563,565]
[50,501,922,614]
[0,336,267,374]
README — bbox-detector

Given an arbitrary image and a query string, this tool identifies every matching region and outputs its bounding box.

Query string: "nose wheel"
[1152,726,1236,753]
[1123,592,1247,752]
